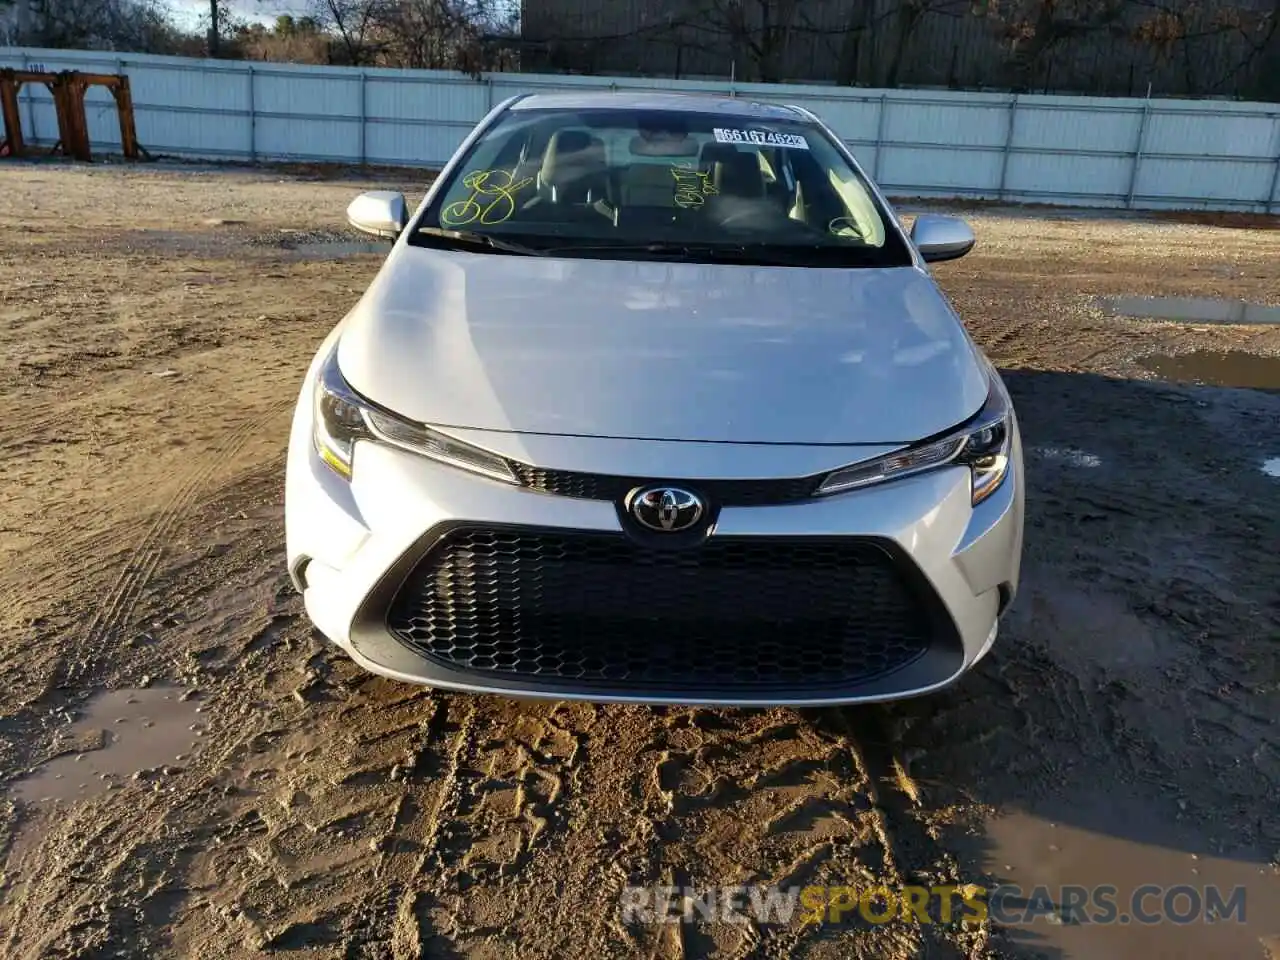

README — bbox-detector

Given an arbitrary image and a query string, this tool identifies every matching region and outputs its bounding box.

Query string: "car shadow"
[800,365,1280,957]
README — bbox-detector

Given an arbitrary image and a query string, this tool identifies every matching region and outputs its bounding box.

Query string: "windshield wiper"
[536,241,857,267]
[412,231,886,266]
[413,227,548,257]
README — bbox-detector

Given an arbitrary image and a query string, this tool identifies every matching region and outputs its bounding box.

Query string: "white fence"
[3,46,1280,213]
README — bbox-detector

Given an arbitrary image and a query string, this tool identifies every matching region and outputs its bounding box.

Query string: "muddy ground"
[0,164,1276,959]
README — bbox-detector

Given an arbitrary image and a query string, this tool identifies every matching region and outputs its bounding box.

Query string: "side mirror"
[910,215,975,263]
[347,191,408,240]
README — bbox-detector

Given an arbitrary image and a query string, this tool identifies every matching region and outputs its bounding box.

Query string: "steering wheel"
[827,216,866,239]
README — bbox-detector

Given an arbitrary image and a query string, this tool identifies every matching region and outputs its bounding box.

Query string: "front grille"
[507,463,820,506]
[385,527,939,692]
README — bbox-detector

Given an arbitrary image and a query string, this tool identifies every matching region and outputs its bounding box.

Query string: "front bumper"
[286,396,1023,708]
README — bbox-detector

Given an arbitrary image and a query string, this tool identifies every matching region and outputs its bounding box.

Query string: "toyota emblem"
[628,486,704,533]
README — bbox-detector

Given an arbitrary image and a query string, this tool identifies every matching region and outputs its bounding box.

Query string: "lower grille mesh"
[386,528,936,691]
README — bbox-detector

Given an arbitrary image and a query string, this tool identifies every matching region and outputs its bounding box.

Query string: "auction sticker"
[713,127,809,148]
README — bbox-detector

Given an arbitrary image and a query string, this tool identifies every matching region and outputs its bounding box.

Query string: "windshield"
[410,107,911,267]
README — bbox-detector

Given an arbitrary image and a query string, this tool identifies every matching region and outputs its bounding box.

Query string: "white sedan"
[285,91,1024,706]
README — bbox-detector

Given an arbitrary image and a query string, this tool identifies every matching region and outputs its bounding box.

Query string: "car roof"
[509,91,808,122]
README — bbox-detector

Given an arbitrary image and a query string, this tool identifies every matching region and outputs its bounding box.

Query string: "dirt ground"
[0,163,1277,959]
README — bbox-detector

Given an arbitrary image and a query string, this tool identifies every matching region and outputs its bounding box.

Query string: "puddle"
[1137,351,1280,389]
[983,810,1280,960]
[115,229,239,257]
[1031,447,1103,468]
[1263,458,1280,478]
[286,241,389,259]
[12,686,203,803]
[1103,296,1280,325]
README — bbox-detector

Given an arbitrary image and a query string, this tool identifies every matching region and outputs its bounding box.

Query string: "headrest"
[699,145,764,198]
[540,130,606,188]
[552,130,595,155]
[698,142,740,170]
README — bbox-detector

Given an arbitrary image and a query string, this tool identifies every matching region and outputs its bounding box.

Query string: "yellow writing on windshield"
[441,169,534,227]
[671,163,718,209]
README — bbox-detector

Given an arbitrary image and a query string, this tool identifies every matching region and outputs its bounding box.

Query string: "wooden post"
[0,70,24,158]
[113,76,140,160]
[50,74,76,159]
[67,73,95,161]
[60,73,92,161]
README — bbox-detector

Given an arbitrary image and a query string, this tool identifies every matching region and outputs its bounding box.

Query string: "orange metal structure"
[0,69,144,161]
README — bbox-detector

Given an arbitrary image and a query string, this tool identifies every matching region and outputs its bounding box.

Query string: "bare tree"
[201,0,240,55]
[978,0,1133,89]
[13,0,182,51]
[1,0,36,43]
[689,0,806,81]
[370,0,516,74]
[834,0,879,86]
[1129,0,1277,95]
[236,15,332,62]
[311,0,382,64]
[871,0,972,86]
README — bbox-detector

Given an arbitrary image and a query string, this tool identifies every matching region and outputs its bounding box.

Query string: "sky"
[168,0,308,30]
[167,0,520,31]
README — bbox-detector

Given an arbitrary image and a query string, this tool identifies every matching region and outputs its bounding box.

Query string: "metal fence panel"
[1145,110,1275,159]
[1016,103,1138,153]
[1271,119,1280,210]
[365,119,468,168]
[1008,153,1133,205]
[253,116,356,162]
[2,47,1279,213]
[1138,157,1274,205]
[886,100,1010,150]
[254,70,360,119]
[131,60,249,114]
[882,145,1004,193]
[365,72,486,124]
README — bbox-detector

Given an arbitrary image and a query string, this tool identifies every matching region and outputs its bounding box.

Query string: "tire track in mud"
[598,704,983,960]
[832,707,986,958]
[692,710,879,959]
[964,313,1039,366]
[577,710,719,958]
[230,693,610,959]
[0,414,298,951]
[2,798,142,956]
[55,404,292,694]
[210,689,461,957]
[551,707,961,960]
[0,407,77,452]
[0,542,305,958]
[190,688,589,957]
[152,674,486,955]
[383,700,588,956]
[2,683,291,959]
[383,696,480,954]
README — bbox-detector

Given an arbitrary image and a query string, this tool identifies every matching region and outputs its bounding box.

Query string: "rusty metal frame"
[0,69,145,161]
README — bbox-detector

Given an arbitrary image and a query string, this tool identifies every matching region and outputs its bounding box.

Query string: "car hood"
[337,245,988,444]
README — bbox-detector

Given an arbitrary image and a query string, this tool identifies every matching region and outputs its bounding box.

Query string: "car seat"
[537,130,610,205]
[697,143,766,198]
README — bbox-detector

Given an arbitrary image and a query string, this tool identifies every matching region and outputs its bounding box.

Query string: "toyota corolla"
[284,91,1024,706]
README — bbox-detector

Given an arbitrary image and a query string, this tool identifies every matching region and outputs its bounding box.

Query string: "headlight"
[312,347,516,484]
[816,370,1012,505]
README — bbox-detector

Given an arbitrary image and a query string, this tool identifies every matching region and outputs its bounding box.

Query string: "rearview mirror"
[910,215,975,263]
[347,191,408,240]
